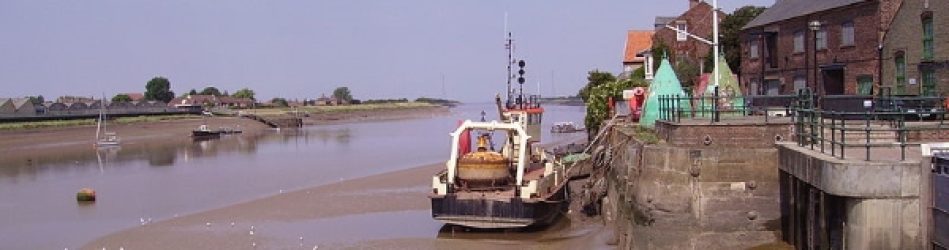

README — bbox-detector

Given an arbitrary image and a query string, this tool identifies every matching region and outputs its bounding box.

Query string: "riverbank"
[0,105,448,156]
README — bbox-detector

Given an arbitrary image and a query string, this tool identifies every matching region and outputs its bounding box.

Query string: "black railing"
[657,88,949,161]
[794,89,948,161]
[656,94,797,123]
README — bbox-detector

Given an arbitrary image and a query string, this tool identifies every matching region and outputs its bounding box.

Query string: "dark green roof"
[743,0,866,30]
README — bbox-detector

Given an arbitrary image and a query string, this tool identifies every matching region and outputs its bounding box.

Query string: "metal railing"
[657,93,797,123]
[657,88,949,161]
[793,89,949,161]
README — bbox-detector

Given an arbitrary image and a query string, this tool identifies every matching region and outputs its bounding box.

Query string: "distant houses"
[168,95,254,109]
[0,98,36,116]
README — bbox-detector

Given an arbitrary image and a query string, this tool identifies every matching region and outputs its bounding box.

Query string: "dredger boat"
[429,33,569,228]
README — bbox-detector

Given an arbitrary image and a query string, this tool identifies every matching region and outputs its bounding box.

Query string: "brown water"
[0,104,586,249]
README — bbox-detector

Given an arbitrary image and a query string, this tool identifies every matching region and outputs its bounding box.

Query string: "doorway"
[822,69,845,95]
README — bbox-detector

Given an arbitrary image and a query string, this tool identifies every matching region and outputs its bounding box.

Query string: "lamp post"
[809,20,822,98]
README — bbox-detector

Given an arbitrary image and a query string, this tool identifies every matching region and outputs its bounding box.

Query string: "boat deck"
[451,163,549,200]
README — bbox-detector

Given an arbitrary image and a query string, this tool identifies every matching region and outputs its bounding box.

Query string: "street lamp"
[809,20,822,97]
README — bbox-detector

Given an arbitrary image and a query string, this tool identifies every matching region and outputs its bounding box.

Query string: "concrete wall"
[777,142,924,249]
[655,120,793,148]
[606,124,783,249]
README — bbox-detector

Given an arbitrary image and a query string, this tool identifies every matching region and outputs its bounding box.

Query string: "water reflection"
[0,103,587,249]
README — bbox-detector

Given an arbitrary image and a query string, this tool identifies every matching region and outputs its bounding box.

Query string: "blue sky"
[0,0,772,102]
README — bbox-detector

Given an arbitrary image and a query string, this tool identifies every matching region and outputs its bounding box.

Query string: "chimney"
[689,0,701,9]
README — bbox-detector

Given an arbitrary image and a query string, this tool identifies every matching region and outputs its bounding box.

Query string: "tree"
[232,88,256,100]
[111,94,132,103]
[145,77,175,103]
[199,86,222,96]
[675,58,701,92]
[28,95,44,105]
[332,87,353,103]
[271,98,289,107]
[578,70,617,103]
[721,6,767,75]
[188,89,198,95]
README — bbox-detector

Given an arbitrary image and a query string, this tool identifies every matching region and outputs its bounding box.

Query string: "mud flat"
[82,163,614,250]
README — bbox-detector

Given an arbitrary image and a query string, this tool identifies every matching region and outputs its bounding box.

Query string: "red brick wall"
[655,120,794,148]
[654,3,721,69]
[740,2,894,95]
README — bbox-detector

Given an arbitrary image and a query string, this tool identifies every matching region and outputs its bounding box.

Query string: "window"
[922,69,936,96]
[895,52,906,94]
[793,75,806,92]
[857,75,873,95]
[793,31,805,53]
[923,16,934,60]
[676,21,688,41]
[749,40,759,59]
[816,28,827,50]
[841,21,855,46]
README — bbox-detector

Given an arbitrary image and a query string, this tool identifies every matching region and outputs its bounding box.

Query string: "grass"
[249,102,438,116]
[0,114,202,131]
[631,126,661,144]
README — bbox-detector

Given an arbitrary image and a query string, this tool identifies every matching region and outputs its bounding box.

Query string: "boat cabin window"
[527,114,542,125]
[510,114,521,123]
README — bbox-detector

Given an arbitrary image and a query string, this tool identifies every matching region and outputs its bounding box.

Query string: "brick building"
[653,0,724,71]
[882,0,948,96]
[740,0,902,96]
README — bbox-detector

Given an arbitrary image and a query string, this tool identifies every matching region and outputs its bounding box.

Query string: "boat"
[429,33,569,229]
[551,122,584,133]
[192,124,222,138]
[95,97,120,147]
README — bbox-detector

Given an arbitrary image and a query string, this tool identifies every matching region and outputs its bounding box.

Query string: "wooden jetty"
[243,114,303,128]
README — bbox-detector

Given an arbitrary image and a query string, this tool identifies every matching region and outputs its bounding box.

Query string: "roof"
[743,0,866,29]
[121,93,145,101]
[640,56,691,128]
[11,98,32,109]
[654,16,677,29]
[624,31,655,63]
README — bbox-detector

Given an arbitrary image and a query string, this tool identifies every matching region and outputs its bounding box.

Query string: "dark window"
[766,33,778,68]
[895,52,906,94]
[922,69,936,96]
[794,31,805,53]
[857,75,873,95]
[841,21,855,46]
[923,16,934,60]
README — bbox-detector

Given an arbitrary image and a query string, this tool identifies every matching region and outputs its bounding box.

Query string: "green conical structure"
[640,55,691,128]
[701,54,744,114]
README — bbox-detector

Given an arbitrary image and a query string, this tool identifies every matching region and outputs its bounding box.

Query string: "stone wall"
[605,124,784,249]
[655,120,794,148]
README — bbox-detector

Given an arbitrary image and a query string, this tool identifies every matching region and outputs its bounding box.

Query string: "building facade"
[622,30,655,76]
[882,0,948,96]
[740,0,901,96]
[653,0,722,70]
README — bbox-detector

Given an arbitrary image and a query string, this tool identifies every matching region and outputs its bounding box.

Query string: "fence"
[658,89,949,161]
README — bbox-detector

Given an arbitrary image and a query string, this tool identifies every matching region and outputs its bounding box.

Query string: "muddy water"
[0,104,585,249]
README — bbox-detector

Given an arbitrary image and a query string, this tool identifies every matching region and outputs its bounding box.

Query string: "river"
[0,103,586,249]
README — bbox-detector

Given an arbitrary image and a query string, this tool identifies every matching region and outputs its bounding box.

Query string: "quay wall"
[603,122,790,249]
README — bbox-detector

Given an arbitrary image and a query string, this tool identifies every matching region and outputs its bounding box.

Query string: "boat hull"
[192,130,222,138]
[430,185,567,229]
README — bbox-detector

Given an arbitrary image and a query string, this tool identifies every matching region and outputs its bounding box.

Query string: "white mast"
[712,0,720,89]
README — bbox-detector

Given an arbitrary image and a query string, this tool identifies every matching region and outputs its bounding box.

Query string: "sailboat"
[95,97,120,147]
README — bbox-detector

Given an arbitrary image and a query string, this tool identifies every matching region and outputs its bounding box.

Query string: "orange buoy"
[76,188,96,202]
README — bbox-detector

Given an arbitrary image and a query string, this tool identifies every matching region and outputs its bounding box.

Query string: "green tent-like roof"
[700,54,744,113]
[640,56,691,128]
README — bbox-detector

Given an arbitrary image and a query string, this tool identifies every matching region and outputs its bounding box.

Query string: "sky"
[0,0,773,102]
